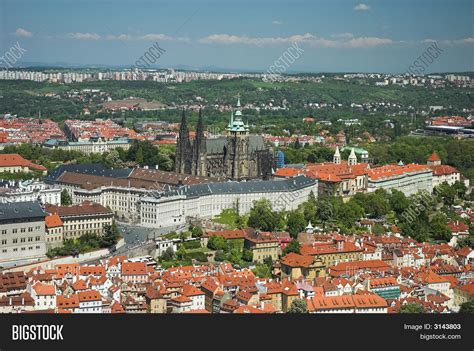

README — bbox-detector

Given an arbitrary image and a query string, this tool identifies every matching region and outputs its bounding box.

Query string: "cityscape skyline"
[1,0,473,73]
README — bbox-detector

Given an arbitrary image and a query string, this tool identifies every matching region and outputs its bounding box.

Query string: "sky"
[1,0,473,73]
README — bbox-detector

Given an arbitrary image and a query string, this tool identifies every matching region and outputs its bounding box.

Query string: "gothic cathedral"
[175,98,274,180]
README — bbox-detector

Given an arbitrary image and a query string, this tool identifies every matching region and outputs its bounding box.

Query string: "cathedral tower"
[175,109,192,174]
[226,97,250,179]
[191,108,207,175]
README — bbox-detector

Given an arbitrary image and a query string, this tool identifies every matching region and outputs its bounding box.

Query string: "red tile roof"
[429,165,459,176]
[428,152,441,162]
[32,282,55,296]
[456,283,474,296]
[181,284,204,297]
[78,290,101,302]
[45,201,112,217]
[204,229,246,239]
[368,164,431,181]
[121,262,147,276]
[45,214,63,228]
[280,253,314,268]
[56,294,79,309]
[0,154,46,171]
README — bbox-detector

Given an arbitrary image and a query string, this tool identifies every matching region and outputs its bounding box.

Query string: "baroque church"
[175,98,275,180]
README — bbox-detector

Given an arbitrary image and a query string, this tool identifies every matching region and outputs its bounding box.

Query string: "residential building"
[30,282,56,310]
[44,214,64,249]
[280,253,326,280]
[121,262,149,284]
[45,201,113,240]
[453,284,474,308]
[366,277,401,300]
[307,293,388,313]
[77,290,102,313]
[244,231,280,263]
[299,237,364,269]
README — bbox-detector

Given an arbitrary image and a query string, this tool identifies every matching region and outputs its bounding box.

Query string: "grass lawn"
[213,209,238,229]
[184,247,210,254]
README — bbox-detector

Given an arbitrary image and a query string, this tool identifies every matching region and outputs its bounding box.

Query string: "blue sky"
[1,0,473,73]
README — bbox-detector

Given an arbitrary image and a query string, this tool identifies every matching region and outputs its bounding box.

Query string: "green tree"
[161,246,175,261]
[252,263,271,278]
[389,189,409,215]
[191,226,203,238]
[214,250,226,261]
[352,191,390,218]
[263,256,273,268]
[288,298,308,313]
[135,147,144,165]
[316,198,333,226]
[247,199,279,232]
[286,210,306,238]
[283,239,301,255]
[399,303,426,313]
[429,213,452,242]
[459,301,474,313]
[102,222,120,248]
[457,236,473,248]
[301,201,317,224]
[60,189,72,205]
[308,190,317,205]
[207,235,227,251]
[176,245,187,260]
[452,181,467,200]
[179,231,190,242]
[104,150,122,168]
[436,183,457,206]
[242,249,253,262]
[337,201,364,228]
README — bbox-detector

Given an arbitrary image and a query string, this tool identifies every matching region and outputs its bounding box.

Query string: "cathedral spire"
[234,95,242,121]
[228,111,234,129]
[192,108,206,176]
[196,108,204,137]
[175,108,191,173]
[178,108,188,138]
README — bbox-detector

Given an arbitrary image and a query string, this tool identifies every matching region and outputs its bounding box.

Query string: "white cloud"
[453,37,474,44]
[331,32,354,39]
[67,32,101,40]
[14,28,33,38]
[199,33,321,46]
[272,20,283,25]
[106,34,132,41]
[140,33,174,41]
[199,33,394,48]
[140,33,189,42]
[348,37,393,48]
[434,37,474,45]
[354,4,371,11]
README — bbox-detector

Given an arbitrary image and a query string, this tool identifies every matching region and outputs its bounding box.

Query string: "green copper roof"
[227,98,249,133]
